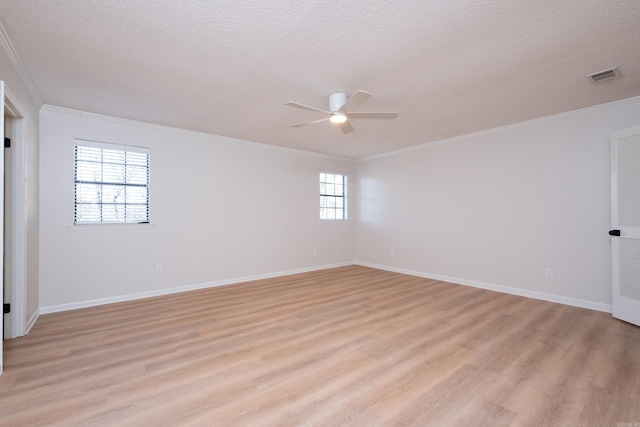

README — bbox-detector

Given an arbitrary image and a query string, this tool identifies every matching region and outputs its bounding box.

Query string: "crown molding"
[40,104,355,163]
[359,96,640,162]
[0,20,42,105]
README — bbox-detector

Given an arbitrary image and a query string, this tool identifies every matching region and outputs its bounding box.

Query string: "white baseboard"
[39,262,352,314]
[38,260,613,315]
[355,261,612,313]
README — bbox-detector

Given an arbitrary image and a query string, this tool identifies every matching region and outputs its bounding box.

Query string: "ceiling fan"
[285,90,398,134]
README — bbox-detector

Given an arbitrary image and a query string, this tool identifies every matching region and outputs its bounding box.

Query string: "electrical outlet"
[156,264,164,274]
[390,249,396,257]
[313,248,318,256]
[545,267,554,278]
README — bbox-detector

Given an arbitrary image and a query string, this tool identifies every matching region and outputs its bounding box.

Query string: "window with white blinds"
[74,141,150,224]
[320,172,347,221]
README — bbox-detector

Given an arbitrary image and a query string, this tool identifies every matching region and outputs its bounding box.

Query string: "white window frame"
[319,172,347,221]
[73,139,150,225]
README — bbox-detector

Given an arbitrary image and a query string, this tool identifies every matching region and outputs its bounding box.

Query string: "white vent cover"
[587,67,621,83]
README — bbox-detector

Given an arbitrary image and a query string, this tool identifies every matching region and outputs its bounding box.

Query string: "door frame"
[3,86,27,339]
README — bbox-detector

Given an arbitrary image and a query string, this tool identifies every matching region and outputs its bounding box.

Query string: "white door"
[611,123,640,327]
[3,110,10,340]
[0,80,4,375]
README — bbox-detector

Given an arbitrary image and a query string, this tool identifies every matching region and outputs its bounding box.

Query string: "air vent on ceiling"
[587,67,621,83]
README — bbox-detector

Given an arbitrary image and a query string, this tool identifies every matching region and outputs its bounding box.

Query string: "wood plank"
[0,265,638,426]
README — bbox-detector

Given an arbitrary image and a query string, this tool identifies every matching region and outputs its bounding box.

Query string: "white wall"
[0,37,41,333]
[355,97,640,310]
[39,107,354,310]
[38,97,640,313]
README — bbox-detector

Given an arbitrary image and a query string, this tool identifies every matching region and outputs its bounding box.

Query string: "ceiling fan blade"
[347,112,399,120]
[285,101,331,115]
[338,90,372,113]
[290,117,330,128]
[339,120,355,134]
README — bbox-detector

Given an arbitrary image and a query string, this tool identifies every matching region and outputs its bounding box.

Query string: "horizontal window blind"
[74,143,150,224]
[320,172,347,221]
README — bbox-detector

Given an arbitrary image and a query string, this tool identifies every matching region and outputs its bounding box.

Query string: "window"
[320,172,347,220]
[74,140,150,224]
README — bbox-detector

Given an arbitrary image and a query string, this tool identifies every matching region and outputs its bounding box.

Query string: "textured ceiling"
[1,0,639,158]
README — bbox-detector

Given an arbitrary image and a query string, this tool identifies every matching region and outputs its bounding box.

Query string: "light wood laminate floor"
[1,265,639,426]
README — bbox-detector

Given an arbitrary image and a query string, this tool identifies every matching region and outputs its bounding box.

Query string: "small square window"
[74,141,150,224]
[320,172,347,221]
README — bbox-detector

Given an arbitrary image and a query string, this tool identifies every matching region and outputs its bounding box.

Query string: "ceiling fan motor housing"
[329,92,348,113]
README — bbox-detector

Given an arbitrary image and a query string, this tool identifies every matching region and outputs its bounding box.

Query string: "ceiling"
[1,1,639,159]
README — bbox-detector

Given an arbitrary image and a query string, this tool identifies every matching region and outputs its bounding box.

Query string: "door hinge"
[4,137,10,148]
[3,303,9,314]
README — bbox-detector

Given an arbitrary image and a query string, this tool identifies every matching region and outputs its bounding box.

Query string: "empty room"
[1,1,640,425]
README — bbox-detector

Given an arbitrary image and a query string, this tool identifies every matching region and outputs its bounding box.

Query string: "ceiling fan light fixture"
[330,113,348,124]
[286,90,398,134]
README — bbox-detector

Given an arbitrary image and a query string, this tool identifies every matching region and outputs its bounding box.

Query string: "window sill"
[68,223,155,231]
